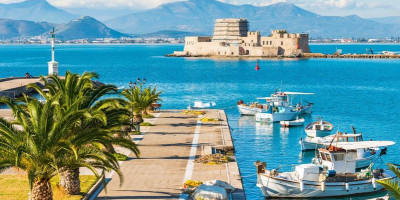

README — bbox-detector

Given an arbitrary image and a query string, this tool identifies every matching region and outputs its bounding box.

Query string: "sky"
[0,0,398,18]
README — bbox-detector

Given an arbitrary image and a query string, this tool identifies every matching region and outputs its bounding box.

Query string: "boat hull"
[257,174,390,198]
[238,105,264,115]
[256,112,299,122]
[280,120,304,127]
[305,130,332,138]
[299,139,324,151]
[300,105,313,114]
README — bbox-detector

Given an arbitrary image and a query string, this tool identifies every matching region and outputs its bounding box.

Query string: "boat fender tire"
[345,182,349,191]
[372,178,376,189]
[300,181,304,192]
[321,182,325,192]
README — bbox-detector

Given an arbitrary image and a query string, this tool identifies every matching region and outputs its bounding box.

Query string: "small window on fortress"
[270,41,272,45]
[281,41,283,45]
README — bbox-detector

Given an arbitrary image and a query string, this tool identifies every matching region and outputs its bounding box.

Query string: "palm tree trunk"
[134,114,143,123]
[59,167,80,195]
[30,179,53,200]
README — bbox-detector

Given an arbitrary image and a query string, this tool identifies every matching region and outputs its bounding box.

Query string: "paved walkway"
[96,110,244,200]
[0,78,41,91]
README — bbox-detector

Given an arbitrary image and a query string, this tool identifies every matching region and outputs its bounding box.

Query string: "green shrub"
[143,114,155,118]
[130,131,142,135]
[113,153,129,161]
[140,122,154,126]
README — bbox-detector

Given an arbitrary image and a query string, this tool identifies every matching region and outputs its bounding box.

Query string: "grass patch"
[113,153,129,161]
[140,122,154,126]
[0,175,97,200]
[130,131,142,135]
[143,114,155,118]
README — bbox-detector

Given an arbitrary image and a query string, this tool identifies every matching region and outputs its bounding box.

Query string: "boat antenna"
[280,80,283,92]
[351,126,357,134]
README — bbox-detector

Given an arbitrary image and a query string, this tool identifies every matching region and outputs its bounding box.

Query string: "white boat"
[255,141,396,198]
[188,101,216,109]
[305,119,333,137]
[382,51,396,55]
[255,102,300,122]
[300,133,363,151]
[237,91,314,115]
[300,127,362,151]
[280,118,305,127]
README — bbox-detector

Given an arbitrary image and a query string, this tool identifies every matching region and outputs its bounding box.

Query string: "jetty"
[301,53,400,59]
[95,109,245,200]
[0,77,43,99]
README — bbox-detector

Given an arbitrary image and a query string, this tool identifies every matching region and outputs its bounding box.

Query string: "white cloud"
[325,0,356,8]
[0,0,184,9]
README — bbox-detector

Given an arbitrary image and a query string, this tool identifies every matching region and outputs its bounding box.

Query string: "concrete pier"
[96,110,245,200]
[0,77,43,99]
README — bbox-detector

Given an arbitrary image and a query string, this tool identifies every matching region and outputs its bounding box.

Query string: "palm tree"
[376,163,400,199]
[28,71,140,195]
[0,96,103,200]
[121,85,161,125]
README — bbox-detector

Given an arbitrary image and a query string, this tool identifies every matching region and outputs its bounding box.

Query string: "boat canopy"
[337,133,362,137]
[256,97,272,100]
[284,92,315,95]
[323,141,395,150]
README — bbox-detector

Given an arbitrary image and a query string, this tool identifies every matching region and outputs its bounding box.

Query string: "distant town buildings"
[173,18,310,57]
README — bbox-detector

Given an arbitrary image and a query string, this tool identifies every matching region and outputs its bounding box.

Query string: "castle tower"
[48,28,58,76]
[212,19,248,45]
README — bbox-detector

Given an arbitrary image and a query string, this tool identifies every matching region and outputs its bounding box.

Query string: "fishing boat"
[382,51,396,55]
[300,126,360,151]
[305,119,333,137]
[237,91,314,116]
[255,141,396,198]
[280,117,305,127]
[188,101,216,109]
[255,100,300,122]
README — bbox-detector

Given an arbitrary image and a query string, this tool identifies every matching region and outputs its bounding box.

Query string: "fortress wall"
[184,41,240,56]
[175,19,310,57]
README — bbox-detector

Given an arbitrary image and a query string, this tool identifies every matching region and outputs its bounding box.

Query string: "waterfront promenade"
[96,110,245,200]
[0,77,43,98]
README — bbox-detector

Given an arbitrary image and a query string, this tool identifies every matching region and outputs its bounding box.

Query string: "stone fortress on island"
[172,18,310,57]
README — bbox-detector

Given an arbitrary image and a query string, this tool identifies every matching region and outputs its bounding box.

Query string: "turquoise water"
[1,44,400,199]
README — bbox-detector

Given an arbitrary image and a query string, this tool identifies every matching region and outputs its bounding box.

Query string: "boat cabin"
[318,148,356,173]
[318,141,395,174]
[335,133,363,142]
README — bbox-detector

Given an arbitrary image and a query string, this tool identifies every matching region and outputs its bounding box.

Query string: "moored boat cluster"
[237,90,397,198]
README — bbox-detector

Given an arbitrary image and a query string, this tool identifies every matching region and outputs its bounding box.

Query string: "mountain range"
[54,16,128,40]
[1,0,400,39]
[0,0,77,24]
[0,19,53,39]
[0,17,127,40]
[106,0,400,38]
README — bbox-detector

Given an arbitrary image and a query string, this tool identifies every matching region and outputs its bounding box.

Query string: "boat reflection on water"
[255,122,274,135]
[237,115,255,127]
[280,127,289,135]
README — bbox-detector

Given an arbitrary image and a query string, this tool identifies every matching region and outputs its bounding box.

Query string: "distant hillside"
[54,16,128,40]
[137,30,203,38]
[0,0,77,24]
[369,16,400,25]
[106,0,400,38]
[0,19,53,39]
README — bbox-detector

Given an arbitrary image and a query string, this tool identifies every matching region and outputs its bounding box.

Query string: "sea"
[1,44,400,199]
